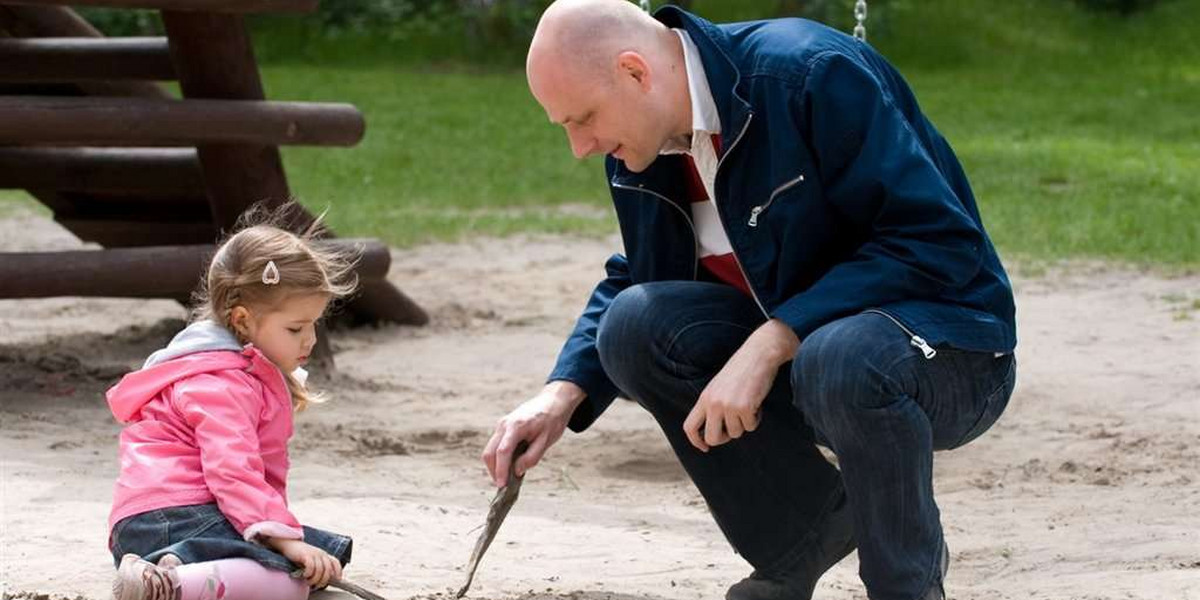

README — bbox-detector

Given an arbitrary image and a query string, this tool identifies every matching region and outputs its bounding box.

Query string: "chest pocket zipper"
[749,172,806,227]
[862,309,938,359]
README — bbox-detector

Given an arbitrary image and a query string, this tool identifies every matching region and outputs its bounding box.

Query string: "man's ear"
[617,51,651,88]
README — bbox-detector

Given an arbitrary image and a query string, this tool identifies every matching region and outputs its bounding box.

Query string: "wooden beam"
[0,239,389,299]
[0,0,318,14]
[0,148,203,192]
[0,96,366,147]
[55,218,219,247]
[0,5,171,98]
[0,37,175,82]
[161,11,291,230]
[37,191,212,222]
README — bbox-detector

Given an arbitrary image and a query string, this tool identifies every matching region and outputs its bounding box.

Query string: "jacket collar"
[611,6,753,191]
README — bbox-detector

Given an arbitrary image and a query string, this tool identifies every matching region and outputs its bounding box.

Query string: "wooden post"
[161,11,291,231]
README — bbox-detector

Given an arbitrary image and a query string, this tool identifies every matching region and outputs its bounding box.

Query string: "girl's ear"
[229,305,252,340]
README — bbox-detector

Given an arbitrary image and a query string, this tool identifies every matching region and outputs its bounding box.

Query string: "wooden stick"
[457,441,530,598]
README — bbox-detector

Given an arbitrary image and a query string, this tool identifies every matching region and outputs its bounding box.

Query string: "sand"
[2,209,1198,600]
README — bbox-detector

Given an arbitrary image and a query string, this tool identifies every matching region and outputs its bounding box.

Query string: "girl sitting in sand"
[105,211,358,600]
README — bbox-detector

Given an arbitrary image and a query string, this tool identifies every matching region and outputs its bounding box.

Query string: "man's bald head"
[528,0,667,84]
[525,0,692,171]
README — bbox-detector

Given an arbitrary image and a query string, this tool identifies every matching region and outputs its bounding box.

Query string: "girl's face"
[231,293,331,374]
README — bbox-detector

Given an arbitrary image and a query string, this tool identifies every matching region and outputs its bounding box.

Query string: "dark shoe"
[726,491,857,600]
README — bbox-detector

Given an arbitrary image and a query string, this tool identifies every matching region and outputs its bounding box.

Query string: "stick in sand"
[456,440,530,598]
[291,571,391,600]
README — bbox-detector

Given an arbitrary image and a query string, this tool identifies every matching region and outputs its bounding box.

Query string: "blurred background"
[3,0,1196,268]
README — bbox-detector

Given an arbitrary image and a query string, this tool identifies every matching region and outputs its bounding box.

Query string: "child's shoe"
[113,553,180,600]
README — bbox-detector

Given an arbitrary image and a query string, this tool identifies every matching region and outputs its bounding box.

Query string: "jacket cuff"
[770,300,822,344]
[546,371,620,433]
[243,520,304,545]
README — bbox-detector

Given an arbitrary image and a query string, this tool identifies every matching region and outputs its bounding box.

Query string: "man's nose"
[567,129,597,159]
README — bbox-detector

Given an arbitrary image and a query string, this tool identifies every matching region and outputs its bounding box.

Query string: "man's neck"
[665,27,694,144]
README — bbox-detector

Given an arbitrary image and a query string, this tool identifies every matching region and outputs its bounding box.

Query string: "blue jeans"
[110,503,352,574]
[594,282,1016,600]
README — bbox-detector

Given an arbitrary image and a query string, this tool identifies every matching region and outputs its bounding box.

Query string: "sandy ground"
[2,209,1198,600]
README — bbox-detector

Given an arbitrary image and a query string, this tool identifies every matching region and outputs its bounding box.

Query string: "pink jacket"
[107,321,304,545]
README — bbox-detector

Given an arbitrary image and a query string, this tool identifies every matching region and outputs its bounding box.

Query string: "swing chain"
[853,0,868,41]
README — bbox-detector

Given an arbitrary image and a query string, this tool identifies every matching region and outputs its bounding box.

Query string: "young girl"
[106,216,359,600]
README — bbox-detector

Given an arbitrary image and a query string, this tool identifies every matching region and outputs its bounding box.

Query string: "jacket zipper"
[713,112,770,318]
[862,309,938,359]
[748,172,806,227]
[611,181,700,281]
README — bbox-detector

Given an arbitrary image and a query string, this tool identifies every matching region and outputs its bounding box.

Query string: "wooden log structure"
[0,97,366,147]
[0,37,174,81]
[0,148,203,193]
[0,1,430,350]
[0,0,318,13]
[0,239,392,299]
[0,4,171,99]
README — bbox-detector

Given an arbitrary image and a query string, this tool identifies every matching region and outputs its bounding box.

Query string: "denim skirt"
[110,503,352,573]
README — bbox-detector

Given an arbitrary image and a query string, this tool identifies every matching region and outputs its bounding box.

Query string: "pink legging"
[175,558,309,600]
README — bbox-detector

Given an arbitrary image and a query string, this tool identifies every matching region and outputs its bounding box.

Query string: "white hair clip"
[262,260,281,285]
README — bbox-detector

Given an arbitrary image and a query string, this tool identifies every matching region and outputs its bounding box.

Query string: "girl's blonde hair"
[192,204,360,411]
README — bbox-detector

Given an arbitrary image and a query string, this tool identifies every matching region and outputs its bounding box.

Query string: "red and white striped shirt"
[667,28,753,296]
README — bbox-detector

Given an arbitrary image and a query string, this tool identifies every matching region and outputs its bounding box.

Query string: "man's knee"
[791,314,913,423]
[596,284,669,389]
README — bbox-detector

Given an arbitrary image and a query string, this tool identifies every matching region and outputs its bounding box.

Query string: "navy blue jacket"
[549,7,1017,432]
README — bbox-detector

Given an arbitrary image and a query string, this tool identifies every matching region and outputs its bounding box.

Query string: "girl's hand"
[268,538,343,588]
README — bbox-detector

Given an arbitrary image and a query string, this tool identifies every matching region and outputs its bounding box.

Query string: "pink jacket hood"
[109,320,255,422]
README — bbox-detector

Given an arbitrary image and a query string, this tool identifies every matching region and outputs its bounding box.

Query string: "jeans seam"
[156,509,171,547]
[190,514,233,539]
[662,319,757,380]
[916,533,947,600]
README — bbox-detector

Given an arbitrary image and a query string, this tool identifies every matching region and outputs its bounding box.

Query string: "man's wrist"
[757,319,801,366]
[545,380,587,415]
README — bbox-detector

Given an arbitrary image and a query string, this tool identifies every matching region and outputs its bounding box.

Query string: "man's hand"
[683,319,799,452]
[482,381,586,487]
[267,538,342,588]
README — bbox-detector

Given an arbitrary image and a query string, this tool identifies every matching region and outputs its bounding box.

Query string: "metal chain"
[853,0,868,41]
[639,0,651,13]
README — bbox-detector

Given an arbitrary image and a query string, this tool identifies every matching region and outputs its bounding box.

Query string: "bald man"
[483,2,1017,600]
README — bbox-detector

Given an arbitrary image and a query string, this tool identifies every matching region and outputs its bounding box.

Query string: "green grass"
[882,0,1200,266]
[0,191,45,219]
[2,0,1195,267]
[266,66,613,245]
